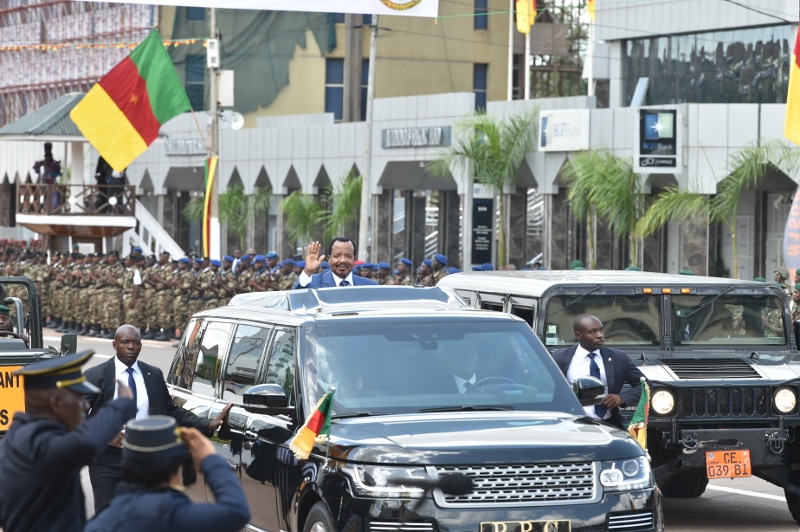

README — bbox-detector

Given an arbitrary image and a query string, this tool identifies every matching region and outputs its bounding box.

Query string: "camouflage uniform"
[763,307,784,338]
[238,268,254,295]
[394,273,413,286]
[153,263,174,330]
[431,269,448,285]
[792,303,800,324]
[104,260,124,331]
[253,268,271,292]
[174,267,194,331]
[278,272,297,291]
[218,268,237,306]
[188,268,205,317]
[122,267,141,327]
[204,269,221,311]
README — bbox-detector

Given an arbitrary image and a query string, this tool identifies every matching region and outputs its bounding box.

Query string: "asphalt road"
[42,330,800,529]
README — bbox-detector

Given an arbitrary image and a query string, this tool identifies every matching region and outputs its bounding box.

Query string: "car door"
[242,326,298,532]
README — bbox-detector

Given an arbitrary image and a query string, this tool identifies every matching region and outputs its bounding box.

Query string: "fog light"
[651,389,675,415]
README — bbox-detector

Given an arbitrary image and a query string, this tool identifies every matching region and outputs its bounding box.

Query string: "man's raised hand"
[304,241,325,276]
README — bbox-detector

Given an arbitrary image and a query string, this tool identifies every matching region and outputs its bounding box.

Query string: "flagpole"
[358,15,379,261]
[587,14,595,97]
[208,7,221,259]
[524,31,531,99]
[507,0,513,101]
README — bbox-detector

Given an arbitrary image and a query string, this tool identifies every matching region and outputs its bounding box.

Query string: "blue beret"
[193,257,203,264]
[394,269,400,275]
[254,255,266,262]
[372,264,379,271]
[472,266,482,271]
[378,262,391,270]
[321,261,329,268]
[434,253,448,265]
[423,259,432,268]
[210,259,222,267]
[179,257,191,264]
[223,255,234,262]
[281,259,294,266]
[363,262,373,268]
[132,246,143,252]
[481,263,494,271]
[240,254,251,261]
[266,252,279,259]
[296,261,306,268]
[353,264,362,271]
[400,258,412,267]
[448,267,461,274]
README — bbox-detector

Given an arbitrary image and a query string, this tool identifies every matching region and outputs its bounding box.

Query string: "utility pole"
[208,7,221,259]
[357,15,378,261]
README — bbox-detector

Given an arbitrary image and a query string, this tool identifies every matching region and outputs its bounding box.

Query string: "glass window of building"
[185,54,205,113]
[361,59,369,121]
[186,7,205,21]
[325,58,345,122]
[332,13,345,23]
[474,63,488,111]
[622,25,793,106]
[474,0,488,30]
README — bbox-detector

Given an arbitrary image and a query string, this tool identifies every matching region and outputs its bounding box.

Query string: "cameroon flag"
[71,30,192,171]
[516,0,536,35]
[786,29,800,146]
[289,390,335,460]
[202,156,218,257]
[587,0,596,22]
[627,378,650,450]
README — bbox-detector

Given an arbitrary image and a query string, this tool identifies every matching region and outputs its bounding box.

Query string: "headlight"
[650,389,675,415]
[600,457,652,492]
[774,387,797,414]
[342,465,429,498]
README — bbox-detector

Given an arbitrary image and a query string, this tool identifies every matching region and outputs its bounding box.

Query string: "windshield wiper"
[682,284,736,319]
[416,405,515,413]
[548,285,602,316]
[331,412,389,419]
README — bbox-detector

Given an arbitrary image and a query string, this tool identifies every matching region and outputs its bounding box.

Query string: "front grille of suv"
[369,522,436,532]
[662,358,761,379]
[433,462,596,507]
[682,387,768,418]
[608,511,654,531]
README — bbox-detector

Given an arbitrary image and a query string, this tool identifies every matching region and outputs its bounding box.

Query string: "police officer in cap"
[0,351,136,532]
[85,416,250,532]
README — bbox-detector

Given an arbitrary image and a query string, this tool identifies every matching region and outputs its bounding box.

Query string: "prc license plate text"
[706,450,751,479]
[481,521,571,532]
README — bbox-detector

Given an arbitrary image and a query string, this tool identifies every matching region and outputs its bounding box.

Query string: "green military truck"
[438,270,800,522]
[0,276,76,432]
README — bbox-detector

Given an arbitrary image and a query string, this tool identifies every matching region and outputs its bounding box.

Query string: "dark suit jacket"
[85,357,212,468]
[293,269,378,289]
[551,345,644,430]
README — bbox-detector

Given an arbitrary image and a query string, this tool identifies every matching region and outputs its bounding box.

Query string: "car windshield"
[544,295,660,347]
[300,319,582,417]
[672,294,788,347]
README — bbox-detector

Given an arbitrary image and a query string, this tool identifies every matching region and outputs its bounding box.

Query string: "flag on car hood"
[289,390,335,460]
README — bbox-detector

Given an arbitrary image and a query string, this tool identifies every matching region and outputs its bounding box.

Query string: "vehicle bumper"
[338,489,661,532]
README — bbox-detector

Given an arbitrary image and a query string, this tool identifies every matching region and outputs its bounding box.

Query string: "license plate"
[0,366,24,431]
[481,521,571,532]
[706,450,751,479]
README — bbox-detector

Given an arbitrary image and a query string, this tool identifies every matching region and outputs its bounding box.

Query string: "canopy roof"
[0,93,85,140]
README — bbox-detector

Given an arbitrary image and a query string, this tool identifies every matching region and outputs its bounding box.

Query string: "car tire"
[784,487,800,524]
[303,501,336,532]
[657,471,708,498]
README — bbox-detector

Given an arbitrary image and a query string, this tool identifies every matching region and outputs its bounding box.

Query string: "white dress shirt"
[453,374,476,394]
[566,344,610,420]
[113,357,149,420]
[297,270,355,288]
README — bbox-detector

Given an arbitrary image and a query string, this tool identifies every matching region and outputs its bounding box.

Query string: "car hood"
[327,411,644,464]
[638,353,800,382]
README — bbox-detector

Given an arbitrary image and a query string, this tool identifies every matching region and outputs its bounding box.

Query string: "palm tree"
[637,139,800,277]
[182,185,271,249]
[323,172,361,241]
[428,109,537,267]
[280,190,324,248]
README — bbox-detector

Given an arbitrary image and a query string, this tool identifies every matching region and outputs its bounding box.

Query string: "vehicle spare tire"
[657,471,709,498]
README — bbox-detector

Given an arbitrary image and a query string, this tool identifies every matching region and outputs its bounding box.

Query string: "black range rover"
[166,287,662,532]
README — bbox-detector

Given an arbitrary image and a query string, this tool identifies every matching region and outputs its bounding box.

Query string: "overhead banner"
[78,0,440,17]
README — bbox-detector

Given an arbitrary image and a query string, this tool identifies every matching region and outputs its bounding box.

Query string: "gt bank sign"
[538,109,590,152]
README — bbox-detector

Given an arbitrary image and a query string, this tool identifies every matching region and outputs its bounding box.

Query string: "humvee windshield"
[672,294,787,346]
[544,295,659,347]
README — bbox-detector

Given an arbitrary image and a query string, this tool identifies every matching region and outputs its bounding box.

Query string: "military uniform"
[122,266,142,326]
[792,303,800,324]
[763,307,784,337]
[174,263,194,332]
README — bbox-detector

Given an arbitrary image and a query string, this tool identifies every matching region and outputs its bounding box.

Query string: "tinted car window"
[267,328,295,404]
[168,319,207,389]
[300,319,577,416]
[192,321,233,397]
[223,323,273,403]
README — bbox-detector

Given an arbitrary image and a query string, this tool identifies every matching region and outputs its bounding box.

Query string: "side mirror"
[243,384,295,416]
[572,376,606,406]
[61,333,77,355]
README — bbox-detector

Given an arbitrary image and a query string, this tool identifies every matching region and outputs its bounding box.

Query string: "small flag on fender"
[289,389,335,460]
[627,378,649,450]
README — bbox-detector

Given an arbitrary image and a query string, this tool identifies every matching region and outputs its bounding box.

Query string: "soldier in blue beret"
[394,258,413,286]
[278,259,297,290]
[85,416,249,532]
[431,254,449,285]
[417,261,433,285]
[0,351,136,532]
[376,262,393,285]
[294,260,306,277]
[266,251,280,274]
[360,262,374,280]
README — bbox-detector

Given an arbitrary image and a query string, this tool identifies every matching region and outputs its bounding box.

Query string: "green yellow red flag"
[627,378,649,450]
[516,0,536,34]
[587,0,596,22]
[785,29,800,146]
[70,30,191,171]
[289,390,335,460]
[202,157,218,257]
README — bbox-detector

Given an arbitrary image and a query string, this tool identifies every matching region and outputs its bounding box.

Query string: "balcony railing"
[17,184,136,216]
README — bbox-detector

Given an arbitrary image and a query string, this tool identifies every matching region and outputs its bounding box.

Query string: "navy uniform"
[85,416,250,532]
[0,351,136,532]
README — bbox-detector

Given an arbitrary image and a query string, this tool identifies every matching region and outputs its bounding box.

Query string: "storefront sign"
[472,197,493,265]
[634,109,681,173]
[164,139,207,156]
[538,109,590,152]
[382,126,450,149]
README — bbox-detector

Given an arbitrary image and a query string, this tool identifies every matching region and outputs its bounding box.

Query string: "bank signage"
[381,126,451,149]
[634,108,681,173]
[538,109,590,152]
[164,139,207,156]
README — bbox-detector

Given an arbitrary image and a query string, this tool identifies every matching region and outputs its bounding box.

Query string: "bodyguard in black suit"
[551,314,644,430]
[85,324,232,512]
